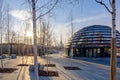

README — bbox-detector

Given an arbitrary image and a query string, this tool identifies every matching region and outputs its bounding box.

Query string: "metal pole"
[32,0,39,80]
[110,0,116,80]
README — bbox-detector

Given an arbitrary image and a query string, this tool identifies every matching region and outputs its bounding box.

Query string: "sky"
[2,0,120,44]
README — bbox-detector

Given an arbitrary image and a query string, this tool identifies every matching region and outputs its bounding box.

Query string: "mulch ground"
[44,64,56,67]
[64,66,81,70]
[39,70,59,77]
[17,64,29,66]
[0,68,18,73]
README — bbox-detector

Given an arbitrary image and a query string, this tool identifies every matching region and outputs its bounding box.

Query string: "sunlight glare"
[26,31,33,37]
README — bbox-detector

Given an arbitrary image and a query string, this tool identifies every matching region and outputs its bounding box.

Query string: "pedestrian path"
[0,55,120,80]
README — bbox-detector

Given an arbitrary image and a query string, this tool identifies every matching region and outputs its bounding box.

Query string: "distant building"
[65,25,120,57]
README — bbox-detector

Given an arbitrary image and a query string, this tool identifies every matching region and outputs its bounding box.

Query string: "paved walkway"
[0,53,120,80]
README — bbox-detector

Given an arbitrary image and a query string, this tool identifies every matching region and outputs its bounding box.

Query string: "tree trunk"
[0,0,3,69]
[32,0,39,80]
[110,0,116,80]
[6,5,11,57]
[0,31,3,69]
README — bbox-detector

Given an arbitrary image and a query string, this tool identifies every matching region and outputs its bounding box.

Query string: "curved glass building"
[65,25,120,57]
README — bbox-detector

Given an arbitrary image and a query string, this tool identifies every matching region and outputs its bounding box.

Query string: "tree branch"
[36,0,53,11]
[27,0,32,6]
[35,0,38,3]
[36,0,58,20]
[109,0,112,7]
[95,0,112,14]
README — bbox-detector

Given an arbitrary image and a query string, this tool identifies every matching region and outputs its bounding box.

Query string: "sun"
[26,31,33,37]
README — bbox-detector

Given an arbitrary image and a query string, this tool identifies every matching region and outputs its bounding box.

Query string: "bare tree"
[45,18,54,73]
[37,18,43,56]
[0,0,4,70]
[22,20,29,65]
[2,4,14,57]
[69,11,75,37]
[27,0,59,79]
[67,11,75,57]
[52,34,59,47]
[95,0,116,80]
[31,1,39,79]
[38,19,53,55]
[42,21,46,55]
[6,5,11,57]
[10,31,16,55]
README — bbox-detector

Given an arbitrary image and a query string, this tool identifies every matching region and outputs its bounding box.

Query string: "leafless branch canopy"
[95,0,112,14]
[36,0,58,20]
[109,0,112,7]
[36,0,52,11]
[26,0,58,21]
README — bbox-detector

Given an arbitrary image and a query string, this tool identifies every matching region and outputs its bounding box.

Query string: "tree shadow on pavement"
[29,71,52,80]
[72,57,120,68]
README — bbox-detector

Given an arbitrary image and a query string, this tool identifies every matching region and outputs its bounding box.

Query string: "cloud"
[9,10,31,21]
[53,23,70,44]
[53,14,108,44]
[64,14,107,27]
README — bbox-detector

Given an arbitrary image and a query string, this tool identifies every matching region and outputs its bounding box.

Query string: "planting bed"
[0,68,18,73]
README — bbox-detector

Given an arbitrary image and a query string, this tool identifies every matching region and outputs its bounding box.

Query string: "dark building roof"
[69,25,120,48]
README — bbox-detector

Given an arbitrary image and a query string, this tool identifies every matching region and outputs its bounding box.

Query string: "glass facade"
[66,25,120,57]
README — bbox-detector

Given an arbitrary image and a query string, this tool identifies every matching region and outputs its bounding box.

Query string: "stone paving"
[0,53,120,80]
